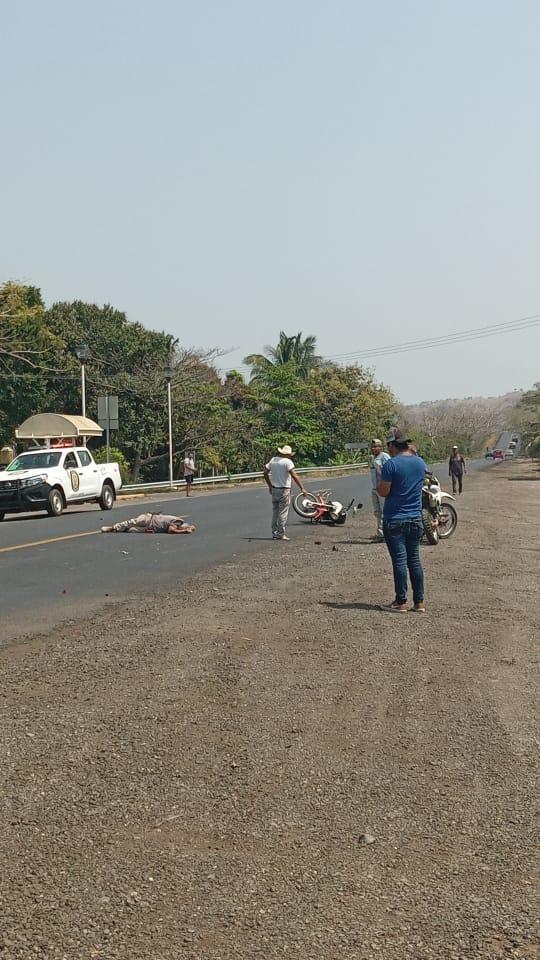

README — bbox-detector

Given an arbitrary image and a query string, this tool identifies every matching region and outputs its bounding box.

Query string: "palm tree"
[244,331,321,382]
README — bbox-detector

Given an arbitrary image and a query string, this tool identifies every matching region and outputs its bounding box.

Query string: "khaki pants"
[112,513,153,533]
[271,487,291,537]
[371,489,385,537]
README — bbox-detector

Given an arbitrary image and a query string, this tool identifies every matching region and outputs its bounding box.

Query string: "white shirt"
[183,457,195,477]
[370,450,390,488]
[265,456,294,488]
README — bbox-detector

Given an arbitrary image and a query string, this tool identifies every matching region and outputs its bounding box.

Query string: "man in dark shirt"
[448,445,466,494]
[377,428,426,613]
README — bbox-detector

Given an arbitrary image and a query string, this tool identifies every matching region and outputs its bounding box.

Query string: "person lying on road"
[101,513,196,534]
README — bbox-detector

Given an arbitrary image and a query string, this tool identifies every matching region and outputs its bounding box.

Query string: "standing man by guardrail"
[370,438,390,541]
[183,450,196,497]
[264,444,307,541]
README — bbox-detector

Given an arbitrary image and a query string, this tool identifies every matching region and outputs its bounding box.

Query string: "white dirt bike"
[422,472,458,545]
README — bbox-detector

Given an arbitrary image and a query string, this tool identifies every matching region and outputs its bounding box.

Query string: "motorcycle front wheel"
[437,503,458,539]
[422,507,439,544]
[292,491,319,519]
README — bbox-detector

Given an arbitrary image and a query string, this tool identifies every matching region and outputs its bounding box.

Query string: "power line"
[224,312,540,374]
[323,314,540,362]
[2,312,539,383]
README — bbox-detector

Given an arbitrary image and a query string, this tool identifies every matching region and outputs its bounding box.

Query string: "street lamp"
[164,361,174,489]
[74,342,91,417]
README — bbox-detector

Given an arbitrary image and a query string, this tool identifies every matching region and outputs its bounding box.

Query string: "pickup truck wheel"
[46,487,64,517]
[47,487,64,517]
[99,483,115,511]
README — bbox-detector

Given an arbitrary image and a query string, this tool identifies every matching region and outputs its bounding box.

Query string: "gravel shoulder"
[1,461,538,959]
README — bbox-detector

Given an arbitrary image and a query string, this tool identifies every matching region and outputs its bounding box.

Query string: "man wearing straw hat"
[264,444,307,541]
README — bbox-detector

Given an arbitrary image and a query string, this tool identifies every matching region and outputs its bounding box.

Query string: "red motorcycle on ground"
[292,489,358,525]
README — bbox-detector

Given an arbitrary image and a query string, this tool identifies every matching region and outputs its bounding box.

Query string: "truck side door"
[62,451,83,500]
[72,449,100,498]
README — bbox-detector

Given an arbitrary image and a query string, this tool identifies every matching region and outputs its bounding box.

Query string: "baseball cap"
[386,427,411,444]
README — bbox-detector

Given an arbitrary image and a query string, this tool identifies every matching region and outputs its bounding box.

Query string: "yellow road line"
[0,530,101,554]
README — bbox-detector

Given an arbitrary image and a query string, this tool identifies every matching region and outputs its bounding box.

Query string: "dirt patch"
[0,462,538,959]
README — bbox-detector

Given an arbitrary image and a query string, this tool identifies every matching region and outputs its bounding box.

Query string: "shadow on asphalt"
[332,539,381,546]
[322,601,393,613]
[241,537,275,542]
[2,508,100,523]
[1,514,47,523]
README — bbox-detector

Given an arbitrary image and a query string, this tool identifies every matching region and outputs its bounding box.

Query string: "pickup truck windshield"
[6,452,62,471]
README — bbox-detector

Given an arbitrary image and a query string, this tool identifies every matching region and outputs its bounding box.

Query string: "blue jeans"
[383,518,425,605]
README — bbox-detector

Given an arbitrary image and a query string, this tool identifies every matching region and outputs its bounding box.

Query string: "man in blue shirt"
[377,428,426,613]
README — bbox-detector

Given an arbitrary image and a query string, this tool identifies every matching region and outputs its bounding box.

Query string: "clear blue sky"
[2,0,539,402]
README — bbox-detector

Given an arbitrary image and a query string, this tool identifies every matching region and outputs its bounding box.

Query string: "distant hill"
[403,390,523,417]
[399,390,523,457]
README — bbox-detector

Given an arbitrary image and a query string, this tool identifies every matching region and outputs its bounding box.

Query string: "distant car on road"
[492,449,505,461]
[485,449,494,458]
[504,449,514,459]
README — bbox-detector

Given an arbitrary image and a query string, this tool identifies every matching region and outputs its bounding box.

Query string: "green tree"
[511,382,540,454]
[44,300,175,477]
[250,363,325,462]
[244,331,321,382]
[40,299,259,481]
[309,364,396,461]
[0,282,64,441]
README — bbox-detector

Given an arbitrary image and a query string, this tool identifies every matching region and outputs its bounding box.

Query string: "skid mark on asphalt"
[0,530,100,554]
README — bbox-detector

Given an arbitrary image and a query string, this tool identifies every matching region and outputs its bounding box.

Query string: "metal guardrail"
[120,461,369,494]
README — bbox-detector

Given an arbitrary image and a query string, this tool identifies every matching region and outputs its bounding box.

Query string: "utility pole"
[164,362,174,489]
[74,342,91,416]
[74,343,91,444]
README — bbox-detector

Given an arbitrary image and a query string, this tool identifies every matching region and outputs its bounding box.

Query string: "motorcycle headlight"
[21,475,47,487]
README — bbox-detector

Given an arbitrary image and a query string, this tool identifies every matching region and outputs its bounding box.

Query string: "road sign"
[97,395,119,431]
[97,396,119,461]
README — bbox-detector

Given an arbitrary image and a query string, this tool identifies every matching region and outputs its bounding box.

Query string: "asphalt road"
[495,429,521,455]
[0,459,490,643]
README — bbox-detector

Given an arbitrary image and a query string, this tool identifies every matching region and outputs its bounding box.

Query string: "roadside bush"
[328,449,368,466]
[527,435,540,458]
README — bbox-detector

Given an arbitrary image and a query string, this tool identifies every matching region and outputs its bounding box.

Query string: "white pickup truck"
[0,447,122,519]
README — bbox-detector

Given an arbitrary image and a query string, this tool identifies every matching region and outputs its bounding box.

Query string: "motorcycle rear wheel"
[292,491,319,518]
[329,511,347,525]
[437,503,458,539]
[422,507,439,544]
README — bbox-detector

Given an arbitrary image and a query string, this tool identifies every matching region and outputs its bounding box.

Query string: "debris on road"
[358,833,377,846]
